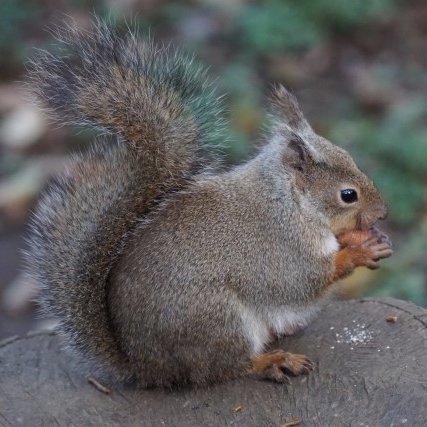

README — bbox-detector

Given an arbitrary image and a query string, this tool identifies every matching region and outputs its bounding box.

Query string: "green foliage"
[236,0,396,55]
[305,0,396,30]
[237,2,321,53]
[219,64,264,160]
[0,0,38,67]
[370,230,427,304]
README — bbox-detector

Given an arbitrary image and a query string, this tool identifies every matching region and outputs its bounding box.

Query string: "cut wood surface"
[1,297,426,427]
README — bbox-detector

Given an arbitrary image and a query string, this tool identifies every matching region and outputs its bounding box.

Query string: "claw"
[370,226,392,247]
[303,360,314,369]
[266,364,290,383]
[250,350,314,383]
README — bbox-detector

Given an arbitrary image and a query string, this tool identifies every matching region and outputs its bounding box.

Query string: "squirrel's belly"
[264,305,322,336]
[237,303,322,355]
[238,304,271,354]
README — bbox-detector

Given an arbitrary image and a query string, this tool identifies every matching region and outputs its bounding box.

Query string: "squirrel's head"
[268,85,388,236]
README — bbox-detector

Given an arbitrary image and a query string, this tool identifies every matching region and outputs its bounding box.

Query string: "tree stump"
[1,297,426,427]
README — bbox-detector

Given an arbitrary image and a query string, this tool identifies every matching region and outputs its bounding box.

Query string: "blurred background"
[0,0,426,339]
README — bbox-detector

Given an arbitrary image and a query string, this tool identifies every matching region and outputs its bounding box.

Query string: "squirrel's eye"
[341,188,358,204]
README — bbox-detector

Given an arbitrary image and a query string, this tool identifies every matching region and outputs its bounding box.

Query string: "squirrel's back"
[26,21,225,382]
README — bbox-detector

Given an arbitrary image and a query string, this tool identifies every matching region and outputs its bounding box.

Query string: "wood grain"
[0,297,426,427]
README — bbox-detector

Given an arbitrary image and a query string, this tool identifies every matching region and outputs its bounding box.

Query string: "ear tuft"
[282,137,309,171]
[270,85,312,133]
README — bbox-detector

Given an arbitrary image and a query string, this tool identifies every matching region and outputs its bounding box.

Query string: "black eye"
[341,188,358,204]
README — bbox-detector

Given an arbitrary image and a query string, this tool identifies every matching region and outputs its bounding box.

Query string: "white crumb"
[332,323,373,346]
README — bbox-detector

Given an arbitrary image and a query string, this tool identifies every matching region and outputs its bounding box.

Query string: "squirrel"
[26,21,393,388]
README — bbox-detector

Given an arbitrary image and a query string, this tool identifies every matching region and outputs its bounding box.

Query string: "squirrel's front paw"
[337,227,392,269]
[347,235,393,269]
[250,350,314,383]
[333,228,392,280]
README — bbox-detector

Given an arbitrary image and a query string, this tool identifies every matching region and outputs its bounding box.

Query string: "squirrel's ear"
[282,137,309,172]
[270,85,312,134]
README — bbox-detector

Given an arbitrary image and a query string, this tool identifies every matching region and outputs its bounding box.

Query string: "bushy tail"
[25,21,225,381]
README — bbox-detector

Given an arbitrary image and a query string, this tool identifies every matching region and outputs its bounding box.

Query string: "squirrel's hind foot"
[250,350,314,383]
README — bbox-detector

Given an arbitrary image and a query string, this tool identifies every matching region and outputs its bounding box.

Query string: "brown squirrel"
[26,21,392,388]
